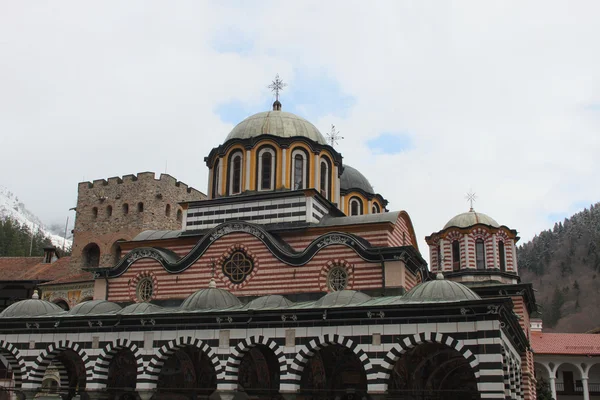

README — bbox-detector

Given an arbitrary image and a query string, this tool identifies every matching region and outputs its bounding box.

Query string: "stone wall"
[71,172,206,270]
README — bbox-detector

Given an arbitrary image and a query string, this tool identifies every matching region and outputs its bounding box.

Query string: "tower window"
[82,243,100,268]
[92,207,98,219]
[476,238,486,270]
[229,152,243,195]
[165,204,171,217]
[499,241,506,271]
[372,203,380,214]
[452,240,461,271]
[349,197,363,216]
[176,209,183,222]
[291,149,308,190]
[212,159,221,198]
[137,202,144,212]
[257,148,276,191]
[122,203,129,215]
[319,158,332,200]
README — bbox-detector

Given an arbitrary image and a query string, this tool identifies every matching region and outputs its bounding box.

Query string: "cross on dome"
[268,74,287,111]
[466,191,477,212]
[326,124,344,147]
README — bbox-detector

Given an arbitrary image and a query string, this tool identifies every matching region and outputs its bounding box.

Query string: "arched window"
[176,209,183,222]
[476,238,486,270]
[452,240,461,271]
[257,147,276,191]
[372,203,380,214]
[106,205,112,217]
[82,243,100,268]
[499,241,506,271]
[122,203,129,215]
[92,207,98,219]
[291,149,308,190]
[165,204,171,217]
[349,197,363,216]
[212,159,221,198]
[111,239,126,265]
[229,151,243,195]
[319,157,332,200]
[137,202,144,212]
[437,245,442,269]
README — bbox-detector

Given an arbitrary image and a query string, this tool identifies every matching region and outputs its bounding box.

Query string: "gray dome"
[340,165,374,194]
[314,290,371,308]
[444,210,500,229]
[245,295,294,310]
[68,300,121,315]
[0,299,64,318]
[225,110,327,145]
[401,274,481,303]
[181,287,241,311]
[118,302,166,315]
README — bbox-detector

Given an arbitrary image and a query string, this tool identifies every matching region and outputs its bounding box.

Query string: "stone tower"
[71,172,205,269]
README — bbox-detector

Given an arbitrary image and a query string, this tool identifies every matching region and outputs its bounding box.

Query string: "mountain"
[0,185,72,250]
[518,203,600,333]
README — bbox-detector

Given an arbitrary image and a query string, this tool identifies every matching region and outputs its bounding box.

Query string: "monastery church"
[0,82,599,400]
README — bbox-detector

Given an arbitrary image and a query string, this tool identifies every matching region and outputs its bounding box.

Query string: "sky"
[1,1,599,260]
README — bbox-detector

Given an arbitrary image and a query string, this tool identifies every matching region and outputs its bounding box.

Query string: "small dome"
[314,290,371,308]
[181,287,241,311]
[118,302,166,315]
[444,210,500,229]
[68,300,121,315]
[245,295,293,309]
[225,110,327,145]
[0,299,64,318]
[402,274,481,303]
[340,165,375,194]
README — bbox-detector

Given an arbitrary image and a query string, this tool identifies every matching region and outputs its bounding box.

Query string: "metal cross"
[326,124,344,147]
[466,191,477,211]
[268,74,287,101]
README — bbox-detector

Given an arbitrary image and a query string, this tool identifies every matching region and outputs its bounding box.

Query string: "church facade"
[0,99,540,400]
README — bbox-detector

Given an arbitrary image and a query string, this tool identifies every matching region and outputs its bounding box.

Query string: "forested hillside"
[0,217,55,257]
[518,203,600,333]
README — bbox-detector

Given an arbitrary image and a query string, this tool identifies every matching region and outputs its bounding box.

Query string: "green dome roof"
[181,282,241,311]
[0,298,64,318]
[118,302,166,315]
[245,295,294,310]
[68,300,121,315]
[402,274,481,303]
[340,165,375,194]
[225,110,327,145]
[444,210,499,229]
[314,290,371,308]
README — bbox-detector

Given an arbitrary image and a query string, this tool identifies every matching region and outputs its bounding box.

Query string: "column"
[245,150,251,191]
[492,233,498,269]
[313,153,319,189]
[282,149,287,187]
[549,376,557,400]
[512,239,518,272]
[464,234,470,268]
[438,238,444,272]
[582,377,590,400]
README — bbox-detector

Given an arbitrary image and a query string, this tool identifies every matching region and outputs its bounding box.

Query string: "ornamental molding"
[209,223,265,242]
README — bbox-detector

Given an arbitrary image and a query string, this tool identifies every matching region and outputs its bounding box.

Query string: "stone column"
[549,376,557,400]
[464,234,470,268]
[245,150,251,191]
[281,149,287,188]
[582,377,590,400]
[438,238,444,272]
[492,233,498,269]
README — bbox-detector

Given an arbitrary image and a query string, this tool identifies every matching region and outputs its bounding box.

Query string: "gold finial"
[465,191,477,212]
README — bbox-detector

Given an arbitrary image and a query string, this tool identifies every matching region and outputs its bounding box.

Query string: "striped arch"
[145,336,222,389]
[378,332,480,393]
[286,334,376,390]
[92,339,144,387]
[0,340,27,387]
[222,336,287,390]
[28,340,93,388]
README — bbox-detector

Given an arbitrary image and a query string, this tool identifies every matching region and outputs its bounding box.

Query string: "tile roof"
[531,331,600,355]
[0,256,92,285]
[39,271,94,286]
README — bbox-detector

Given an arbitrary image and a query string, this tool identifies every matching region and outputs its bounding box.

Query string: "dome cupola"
[339,165,387,216]
[340,165,375,194]
[444,210,500,229]
[245,295,293,309]
[401,273,481,303]
[68,300,121,315]
[0,290,65,318]
[180,280,241,311]
[314,290,371,308]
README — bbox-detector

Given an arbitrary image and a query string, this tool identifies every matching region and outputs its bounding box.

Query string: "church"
[0,80,590,400]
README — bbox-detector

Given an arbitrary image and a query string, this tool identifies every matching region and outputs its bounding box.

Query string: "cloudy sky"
[1,1,599,257]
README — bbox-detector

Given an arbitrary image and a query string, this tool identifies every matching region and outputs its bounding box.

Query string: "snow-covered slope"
[0,186,72,249]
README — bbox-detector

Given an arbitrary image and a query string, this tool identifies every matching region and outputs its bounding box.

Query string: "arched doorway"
[556,362,583,395]
[238,344,281,399]
[299,344,367,400]
[107,348,138,400]
[82,243,100,267]
[53,349,87,400]
[388,342,478,400]
[156,346,217,400]
[111,239,127,266]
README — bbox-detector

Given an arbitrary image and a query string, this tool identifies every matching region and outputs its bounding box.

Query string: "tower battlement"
[79,172,201,196]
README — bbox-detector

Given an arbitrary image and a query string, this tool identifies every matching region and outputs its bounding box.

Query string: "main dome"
[225,110,327,145]
[444,210,500,229]
[340,165,374,194]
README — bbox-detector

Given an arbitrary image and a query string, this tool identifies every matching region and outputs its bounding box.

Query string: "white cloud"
[1,1,599,261]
